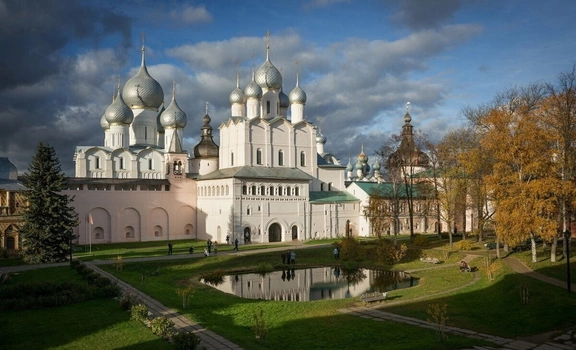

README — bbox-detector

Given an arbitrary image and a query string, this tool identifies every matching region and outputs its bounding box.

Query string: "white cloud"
[170,4,213,25]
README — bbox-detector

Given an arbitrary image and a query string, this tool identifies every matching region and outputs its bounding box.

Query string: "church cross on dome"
[266,31,270,59]
[205,101,209,115]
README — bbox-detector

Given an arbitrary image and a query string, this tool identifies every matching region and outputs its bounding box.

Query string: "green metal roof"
[309,191,360,203]
[351,181,433,199]
[196,166,313,181]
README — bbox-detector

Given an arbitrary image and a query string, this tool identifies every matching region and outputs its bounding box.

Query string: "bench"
[359,291,388,304]
[420,257,440,264]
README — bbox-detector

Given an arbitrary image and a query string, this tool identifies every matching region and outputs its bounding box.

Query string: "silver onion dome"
[161,89,187,129]
[229,86,245,104]
[316,131,327,144]
[256,59,282,90]
[245,70,262,99]
[230,73,245,104]
[122,46,164,109]
[289,71,307,104]
[105,90,134,125]
[346,161,354,172]
[289,85,307,104]
[279,87,289,109]
[100,113,110,130]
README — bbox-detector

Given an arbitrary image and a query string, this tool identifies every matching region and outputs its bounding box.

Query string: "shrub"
[455,240,472,251]
[413,234,429,246]
[340,237,363,262]
[131,303,149,323]
[171,331,201,350]
[255,262,274,276]
[119,292,140,311]
[403,248,423,261]
[376,241,408,264]
[252,308,268,342]
[98,284,121,298]
[149,316,175,338]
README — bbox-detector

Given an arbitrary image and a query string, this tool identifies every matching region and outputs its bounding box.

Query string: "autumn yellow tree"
[481,103,560,262]
[537,67,576,261]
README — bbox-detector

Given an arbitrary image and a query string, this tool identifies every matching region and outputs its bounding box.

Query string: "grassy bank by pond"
[99,243,576,349]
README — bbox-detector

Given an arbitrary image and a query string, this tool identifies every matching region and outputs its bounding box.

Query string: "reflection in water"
[201,267,418,301]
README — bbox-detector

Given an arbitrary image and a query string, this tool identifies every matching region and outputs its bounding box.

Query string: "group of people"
[281,250,296,265]
[203,239,219,257]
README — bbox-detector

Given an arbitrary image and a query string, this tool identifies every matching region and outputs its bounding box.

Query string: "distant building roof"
[309,191,359,203]
[352,181,433,198]
[196,166,313,181]
[0,157,18,180]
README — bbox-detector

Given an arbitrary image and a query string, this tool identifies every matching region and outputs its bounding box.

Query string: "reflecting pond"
[201,266,418,301]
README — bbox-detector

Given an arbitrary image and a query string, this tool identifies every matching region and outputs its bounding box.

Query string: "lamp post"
[564,230,571,292]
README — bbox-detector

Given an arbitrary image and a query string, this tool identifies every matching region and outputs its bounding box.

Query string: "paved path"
[2,244,575,349]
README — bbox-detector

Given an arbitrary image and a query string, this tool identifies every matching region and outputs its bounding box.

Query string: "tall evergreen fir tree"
[20,143,79,263]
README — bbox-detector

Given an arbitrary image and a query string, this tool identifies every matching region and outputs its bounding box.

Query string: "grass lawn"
[97,246,503,349]
[0,267,172,350]
[4,238,576,349]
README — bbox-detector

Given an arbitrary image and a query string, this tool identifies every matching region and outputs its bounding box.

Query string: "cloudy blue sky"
[1,0,575,176]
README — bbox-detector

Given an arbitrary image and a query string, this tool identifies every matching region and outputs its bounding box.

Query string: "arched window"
[95,156,101,169]
[247,206,251,215]
[278,150,284,166]
[119,157,124,170]
[256,148,262,165]
[231,152,234,166]
[269,185,274,196]
[242,185,247,195]
[266,100,271,114]
[251,185,256,195]
[144,126,148,140]
[277,186,283,196]
[328,182,332,191]
[286,186,291,196]
[295,187,300,196]
[148,158,153,170]
[226,185,229,195]
[300,151,306,167]
[321,183,324,191]
[260,185,266,195]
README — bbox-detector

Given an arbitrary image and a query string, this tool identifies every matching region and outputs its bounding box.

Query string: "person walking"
[333,247,339,260]
[168,242,173,255]
[226,235,230,245]
[234,238,239,251]
[290,250,296,264]
[213,241,218,254]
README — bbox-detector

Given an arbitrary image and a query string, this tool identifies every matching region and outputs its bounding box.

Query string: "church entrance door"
[269,223,281,242]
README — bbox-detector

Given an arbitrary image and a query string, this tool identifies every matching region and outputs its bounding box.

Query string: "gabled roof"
[310,191,360,203]
[196,166,313,181]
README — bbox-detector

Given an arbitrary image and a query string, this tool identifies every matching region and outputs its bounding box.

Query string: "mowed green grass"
[0,267,171,350]
[96,247,501,349]
[3,238,576,349]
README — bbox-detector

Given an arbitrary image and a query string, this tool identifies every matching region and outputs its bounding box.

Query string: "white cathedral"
[65,36,377,246]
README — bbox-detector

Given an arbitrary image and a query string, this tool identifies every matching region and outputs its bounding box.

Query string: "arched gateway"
[268,223,282,242]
